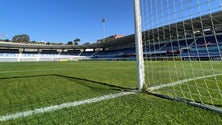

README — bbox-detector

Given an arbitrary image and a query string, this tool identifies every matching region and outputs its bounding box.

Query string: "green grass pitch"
[0,61,221,124]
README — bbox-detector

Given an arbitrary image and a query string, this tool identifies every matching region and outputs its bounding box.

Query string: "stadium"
[0,0,222,124]
[1,11,222,62]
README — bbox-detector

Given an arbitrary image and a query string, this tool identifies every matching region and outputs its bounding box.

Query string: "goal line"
[148,73,222,91]
[0,91,135,122]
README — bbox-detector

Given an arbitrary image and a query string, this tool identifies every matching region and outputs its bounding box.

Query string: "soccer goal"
[134,0,222,113]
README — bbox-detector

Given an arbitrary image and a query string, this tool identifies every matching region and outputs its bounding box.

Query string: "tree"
[67,41,73,45]
[74,38,80,45]
[12,34,30,43]
[4,39,10,42]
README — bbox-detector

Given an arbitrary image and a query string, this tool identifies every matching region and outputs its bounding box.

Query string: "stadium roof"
[0,11,222,50]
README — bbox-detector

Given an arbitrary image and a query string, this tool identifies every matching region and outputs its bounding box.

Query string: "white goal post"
[134,0,222,113]
[134,0,145,91]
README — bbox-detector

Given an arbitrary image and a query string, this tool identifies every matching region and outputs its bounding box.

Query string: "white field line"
[0,91,135,122]
[148,73,222,91]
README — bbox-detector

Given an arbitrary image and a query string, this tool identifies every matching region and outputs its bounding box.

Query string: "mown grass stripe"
[0,66,135,74]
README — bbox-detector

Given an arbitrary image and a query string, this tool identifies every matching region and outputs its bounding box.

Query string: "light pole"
[102,18,106,42]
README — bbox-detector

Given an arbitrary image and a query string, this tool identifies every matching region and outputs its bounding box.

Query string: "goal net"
[138,0,222,112]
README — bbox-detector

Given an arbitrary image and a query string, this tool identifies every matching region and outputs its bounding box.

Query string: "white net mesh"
[140,0,222,111]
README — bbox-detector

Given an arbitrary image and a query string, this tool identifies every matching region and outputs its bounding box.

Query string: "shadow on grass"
[53,74,135,91]
[0,74,134,92]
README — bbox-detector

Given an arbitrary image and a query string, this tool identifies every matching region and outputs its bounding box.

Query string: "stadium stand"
[61,50,81,56]
[0,11,221,62]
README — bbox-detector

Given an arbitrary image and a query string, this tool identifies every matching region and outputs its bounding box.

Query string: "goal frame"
[133,0,222,113]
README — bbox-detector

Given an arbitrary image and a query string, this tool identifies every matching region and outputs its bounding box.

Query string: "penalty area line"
[0,91,135,122]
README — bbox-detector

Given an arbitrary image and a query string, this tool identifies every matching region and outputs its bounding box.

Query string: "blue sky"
[0,0,134,44]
